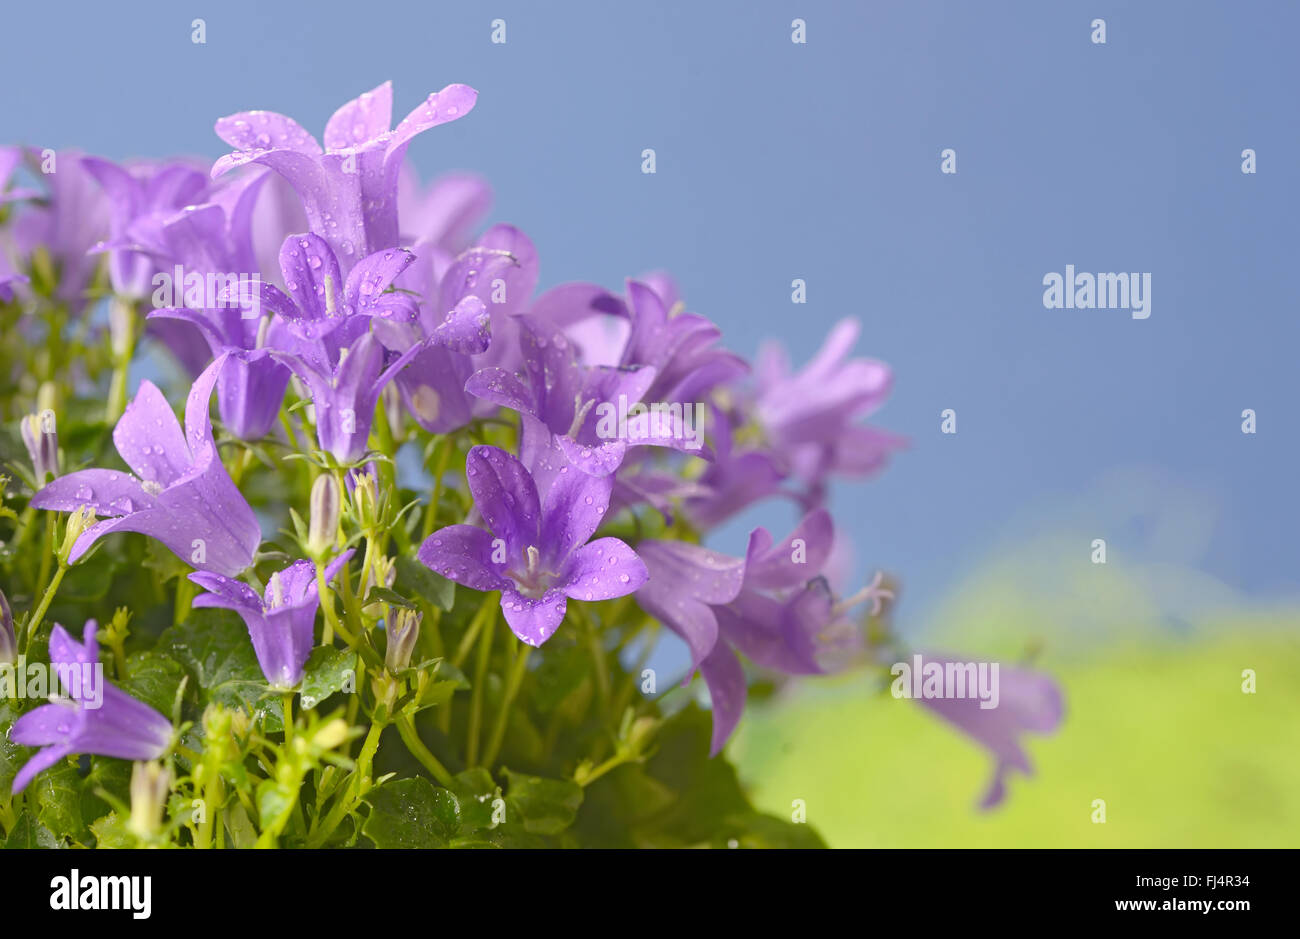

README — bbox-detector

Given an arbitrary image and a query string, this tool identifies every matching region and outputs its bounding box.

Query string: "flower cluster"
[0,83,1061,847]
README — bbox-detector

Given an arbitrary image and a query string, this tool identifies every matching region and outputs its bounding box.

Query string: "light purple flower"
[189,550,354,688]
[29,353,262,576]
[910,653,1064,810]
[753,318,905,501]
[637,509,865,754]
[9,622,172,794]
[418,445,648,647]
[212,81,477,273]
[468,315,695,480]
[10,148,108,313]
[259,233,429,462]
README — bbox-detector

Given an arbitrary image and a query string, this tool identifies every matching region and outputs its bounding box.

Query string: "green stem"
[465,607,496,768]
[25,559,67,649]
[395,716,455,787]
[482,643,530,770]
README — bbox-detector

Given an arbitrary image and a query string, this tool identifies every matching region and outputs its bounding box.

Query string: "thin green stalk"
[465,607,496,768]
[395,716,455,787]
[482,643,531,770]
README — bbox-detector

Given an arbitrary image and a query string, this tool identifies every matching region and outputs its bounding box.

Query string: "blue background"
[4,0,1298,646]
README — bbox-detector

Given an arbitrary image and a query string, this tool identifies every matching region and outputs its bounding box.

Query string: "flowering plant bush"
[0,83,1060,848]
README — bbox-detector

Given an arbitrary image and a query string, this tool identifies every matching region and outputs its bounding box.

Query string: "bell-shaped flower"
[212,81,477,273]
[9,622,173,794]
[29,353,262,576]
[189,550,354,689]
[418,445,648,647]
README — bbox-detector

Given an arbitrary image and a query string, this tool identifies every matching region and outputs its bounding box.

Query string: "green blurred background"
[728,491,1300,848]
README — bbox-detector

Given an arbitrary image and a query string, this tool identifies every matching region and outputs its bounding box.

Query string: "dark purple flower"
[9,622,172,794]
[212,81,477,272]
[189,550,354,688]
[908,653,1064,809]
[418,445,648,647]
[29,353,262,576]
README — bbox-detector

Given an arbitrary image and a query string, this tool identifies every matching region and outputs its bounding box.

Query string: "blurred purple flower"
[910,653,1064,810]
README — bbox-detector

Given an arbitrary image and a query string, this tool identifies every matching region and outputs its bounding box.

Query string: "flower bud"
[312,718,349,751]
[57,505,96,563]
[385,608,421,673]
[307,474,340,557]
[21,410,59,484]
[0,587,15,666]
[128,760,171,839]
[352,472,379,530]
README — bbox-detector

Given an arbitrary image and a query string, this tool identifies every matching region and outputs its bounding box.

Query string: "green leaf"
[122,651,186,716]
[449,768,502,832]
[4,811,61,849]
[365,586,416,609]
[362,776,461,848]
[156,608,282,731]
[88,811,135,848]
[33,761,87,844]
[394,555,455,611]
[0,701,31,795]
[503,769,583,835]
[299,647,357,710]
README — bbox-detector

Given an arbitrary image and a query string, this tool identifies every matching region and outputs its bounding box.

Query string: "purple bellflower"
[189,550,354,688]
[9,622,173,794]
[258,232,430,463]
[212,81,477,273]
[910,654,1064,810]
[637,509,874,754]
[418,445,648,647]
[10,148,108,314]
[29,353,262,576]
[753,318,905,503]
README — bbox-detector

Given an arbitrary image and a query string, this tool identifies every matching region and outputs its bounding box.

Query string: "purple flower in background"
[212,81,477,272]
[10,148,108,313]
[190,550,354,688]
[9,622,172,794]
[384,224,535,434]
[908,653,1064,809]
[637,509,872,754]
[0,267,25,303]
[753,318,905,501]
[418,445,647,646]
[260,233,427,462]
[468,315,697,480]
[0,146,41,205]
[29,353,262,576]
[81,156,210,299]
[397,164,491,256]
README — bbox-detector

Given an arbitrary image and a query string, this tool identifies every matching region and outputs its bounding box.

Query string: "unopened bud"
[21,410,60,484]
[128,760,171,839]
[385,608,421,673]
[57,505,96,563]
[307,474,340,557]
[353,472,379,530]
[0,588,15,666]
